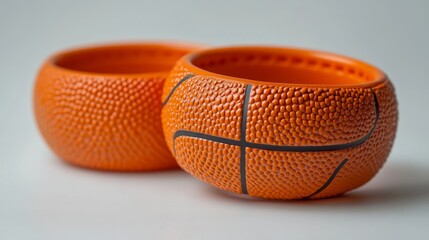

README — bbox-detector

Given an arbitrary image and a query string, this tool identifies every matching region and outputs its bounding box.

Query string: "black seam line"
[173,130,240,155]
[162,74,195,107]
[240,85,252,194]
[304,158,349,199]
[172,88,380,152]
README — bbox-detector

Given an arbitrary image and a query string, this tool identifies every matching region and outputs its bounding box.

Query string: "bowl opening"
[189,47,384,86]
[53,44,192,74]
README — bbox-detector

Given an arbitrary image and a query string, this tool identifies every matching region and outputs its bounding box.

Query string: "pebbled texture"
[162,68,246,142]
[34,68,175,170]
[175,137,242,193]
[246,85,376,146]
[161,55,398,199]
[33,44,199,171]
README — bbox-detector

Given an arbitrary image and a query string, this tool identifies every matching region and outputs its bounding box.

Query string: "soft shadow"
[51,154,184,176]
[203,160,429,208]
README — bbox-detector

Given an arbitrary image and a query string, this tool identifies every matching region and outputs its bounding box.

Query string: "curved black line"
[304,158,349,199]
[173,89,379,153]
[162,74,195,107]
[247,89,379,152]
[173,130,240,154]
[240,85,252,194]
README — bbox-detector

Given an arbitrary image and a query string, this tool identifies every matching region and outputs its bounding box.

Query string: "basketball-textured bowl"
[161,46,398,199]
[34,42,201,171]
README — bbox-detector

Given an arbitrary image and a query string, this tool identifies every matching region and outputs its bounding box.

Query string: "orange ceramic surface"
[161,46,398,199]
[34,42,201,171]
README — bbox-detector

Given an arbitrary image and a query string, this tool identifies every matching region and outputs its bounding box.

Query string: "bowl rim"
[42,41,205,78]
[182,45,387,88]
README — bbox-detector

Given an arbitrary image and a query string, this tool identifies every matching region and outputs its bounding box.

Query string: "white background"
[1,0,428,239]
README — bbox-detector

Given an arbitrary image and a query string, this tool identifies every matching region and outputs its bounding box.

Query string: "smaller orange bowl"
[161,46,398,199]
[34,42,202,171]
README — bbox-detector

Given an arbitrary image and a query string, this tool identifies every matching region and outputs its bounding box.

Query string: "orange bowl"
[161,46,398,199]
[34,42,202,171]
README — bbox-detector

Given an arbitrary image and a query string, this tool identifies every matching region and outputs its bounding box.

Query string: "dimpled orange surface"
[161,46,398,199]
[34,43,199,171]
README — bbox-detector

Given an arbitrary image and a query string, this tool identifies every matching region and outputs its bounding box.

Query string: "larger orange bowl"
[161,46,398,199]
[34,42,202,171]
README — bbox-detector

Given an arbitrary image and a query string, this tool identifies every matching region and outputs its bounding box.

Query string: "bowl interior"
[189,47,384,86]
[53,44,191,74]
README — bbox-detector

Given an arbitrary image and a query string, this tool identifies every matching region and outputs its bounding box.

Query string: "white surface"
[1,0,428,239]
